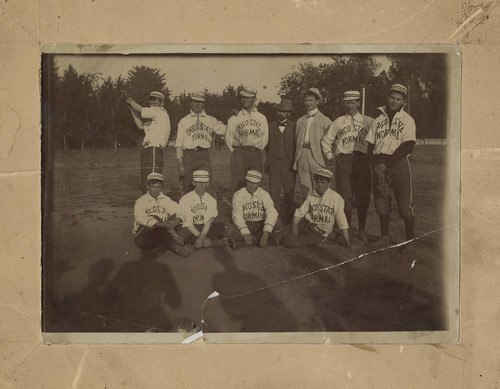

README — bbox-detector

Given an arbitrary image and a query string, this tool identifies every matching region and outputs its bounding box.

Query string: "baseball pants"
[141,146,164,194]
[231,147,264,191]
[282,219,326,248]
[177,222,225,245]
[267,159,297,222]
[181,148,214,196]
[336,152,371,212]
[225,217,285,247]
[373,156,415,220]
[297,147,324,200]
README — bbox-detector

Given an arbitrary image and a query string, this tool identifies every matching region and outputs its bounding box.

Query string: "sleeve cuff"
[263,224,274,233]
[240,227,250,236]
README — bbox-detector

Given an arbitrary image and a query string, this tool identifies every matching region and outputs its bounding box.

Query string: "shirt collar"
[348,112,364,122]
[378,104,406,116]
[245,187,261,196]
[146,192,166,201]
[241,107,257,116]
[307,108,319,117]
[190,110,207,117]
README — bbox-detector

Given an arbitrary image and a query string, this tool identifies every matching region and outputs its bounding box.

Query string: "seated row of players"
[133,168,351,256]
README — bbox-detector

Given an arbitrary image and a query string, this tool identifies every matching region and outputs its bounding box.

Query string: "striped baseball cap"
[147,172,164,182]
[390,84,408,97]
[245,170,262,183]
[343,90,360,101]
[148,91,165,100]
[192,170,210,183]
[190,91,205,102]
[239,85,257,97]
[314,168,333,180]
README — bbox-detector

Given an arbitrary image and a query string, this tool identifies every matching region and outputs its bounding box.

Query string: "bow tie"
[278,121,287,126]
[306,113,316,118]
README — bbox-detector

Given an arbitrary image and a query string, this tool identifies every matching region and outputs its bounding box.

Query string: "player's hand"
[194,236,204,249]
[373,162,387,178]
[260,231,270,248]
[165,219,179,229]
[170,231,185,246]
[243,234,254,247]
[202,238,212,248]
[126,97,133,105]
[178,165,186,177]
[291,223,299,236]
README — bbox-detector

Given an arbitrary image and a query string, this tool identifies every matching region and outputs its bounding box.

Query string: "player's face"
[241,96,256,110]
[190,100,205,114]
[149,97,163,108]
[387,92,406,111]
[315,177,330,196]
[193,181,209,194]
[277,110,292,122]
[303,95,319,111]
[345,99,360,116]
[148,180,163,198]
[245,180,260,194]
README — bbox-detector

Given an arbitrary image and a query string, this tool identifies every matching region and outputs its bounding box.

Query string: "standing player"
[133,173,193,257]
[321,90,374,242]
[127,91,171,194]
[225,86,269,191]
[365,84,416,250]
[293,88,332,201]
[175,91,227,196]
[264,99,296,223]
[177,170,226,249]
[225,170,285,249]
[283,169,350,248]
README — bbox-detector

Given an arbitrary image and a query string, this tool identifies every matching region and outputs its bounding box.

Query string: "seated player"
[133,173,193,257]
[177,170,226,249]
[283,168,351,248]
[226,170,285,249]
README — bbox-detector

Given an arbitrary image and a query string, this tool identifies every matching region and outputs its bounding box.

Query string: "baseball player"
[321,90,374,242]
[264,98,297,223]
[283,168,350,248]
[127,91,171,194]
[225,85,269,191]
[225,170,285,249]
[133,173,193,257]
[293,87,332,201]
[175,91,226,196]
[365,84,416,251]
[177,170,226,249]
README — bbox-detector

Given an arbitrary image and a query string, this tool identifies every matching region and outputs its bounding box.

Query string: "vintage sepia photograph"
[41,45,460,343]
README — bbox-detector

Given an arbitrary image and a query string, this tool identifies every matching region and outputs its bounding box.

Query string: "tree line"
[42,54,447,150]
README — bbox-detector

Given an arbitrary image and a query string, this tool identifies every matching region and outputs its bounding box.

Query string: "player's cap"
[148,91,165,101]
[245,170,262,183]
[147,172,164,182]
[192,170,210,183]
[314,168,333,180]
[276,98,294,112]
[390,84,407,98]
[343,90,360,101]
[190,91,205,102]
[239,85,257,97]
[300,87,323,104]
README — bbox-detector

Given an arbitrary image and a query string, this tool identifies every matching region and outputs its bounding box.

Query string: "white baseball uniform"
[225,108,269,152]
[133,192,182,235]
[232,186,278,236]
[141,106,171,148]
[178,190,218,228]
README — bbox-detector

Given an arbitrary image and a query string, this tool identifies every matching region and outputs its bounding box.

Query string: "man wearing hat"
[293,88,332,201]
[283,168,350,248]
[225,85,269,191]
[177,170,226,249]
[132,172,193,257]
[365,83,416,251]
[127,91,171,194]
[175,91,227,196]
[321,90,374,242]
[226,170,285,249]
[264,98,297,223]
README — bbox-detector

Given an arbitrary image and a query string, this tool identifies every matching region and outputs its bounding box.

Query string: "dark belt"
[302,143,311,150]
[185,147,209,151]
[234,146,261,151]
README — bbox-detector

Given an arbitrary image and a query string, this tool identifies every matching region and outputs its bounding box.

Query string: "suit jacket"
[293,111,332,170]
[264,119,296,172]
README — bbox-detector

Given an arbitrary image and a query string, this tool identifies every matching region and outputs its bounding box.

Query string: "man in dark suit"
[264,99,296,223]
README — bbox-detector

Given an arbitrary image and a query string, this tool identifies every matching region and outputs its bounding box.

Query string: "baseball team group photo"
[42,48,460,341]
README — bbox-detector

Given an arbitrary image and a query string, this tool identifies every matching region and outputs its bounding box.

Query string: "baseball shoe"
[368,235,391,249]
[358,230,368,242]
[170,242,194,257]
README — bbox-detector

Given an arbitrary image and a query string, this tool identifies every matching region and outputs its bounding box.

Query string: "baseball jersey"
[232,186,278,236]
[141,107,171,148]
[175,110,226,153]
[178,190,218,228]
[294,188,349,236]
[225,108,269,152]
[321,112,374,159]
[365,106,416,155]
[133,192,182,235]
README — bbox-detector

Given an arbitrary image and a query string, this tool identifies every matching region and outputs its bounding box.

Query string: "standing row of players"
[126,83,416,256]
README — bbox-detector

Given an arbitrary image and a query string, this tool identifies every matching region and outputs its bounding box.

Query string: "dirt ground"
[42,145,453,335]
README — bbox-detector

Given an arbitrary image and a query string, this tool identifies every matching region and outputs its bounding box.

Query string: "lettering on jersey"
[235,118,262,138]
[146,205,167,217]
[337,123,367,146]
[189,202,208,225]
[242,200,265,221]
[308,203,334,225]
[185,121,214,142]
[375,116,405,141]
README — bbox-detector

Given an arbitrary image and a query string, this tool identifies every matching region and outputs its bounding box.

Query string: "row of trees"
[42,54,447,150]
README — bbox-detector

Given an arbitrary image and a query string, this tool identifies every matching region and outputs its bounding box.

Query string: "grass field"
[43,145,457,336]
